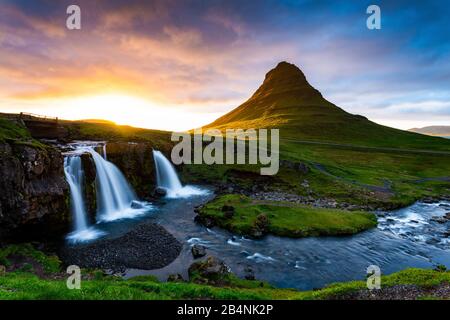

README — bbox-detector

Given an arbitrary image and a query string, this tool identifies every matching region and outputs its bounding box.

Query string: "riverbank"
[195,194,377,238]
[1,244,450,300]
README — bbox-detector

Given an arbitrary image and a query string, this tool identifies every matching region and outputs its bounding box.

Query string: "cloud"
[0,0,449,129]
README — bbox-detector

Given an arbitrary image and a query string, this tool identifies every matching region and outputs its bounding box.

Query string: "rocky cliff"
[0,140,70,240]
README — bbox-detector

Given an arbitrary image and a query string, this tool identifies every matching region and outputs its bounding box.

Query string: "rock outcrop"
[0,141,70,240]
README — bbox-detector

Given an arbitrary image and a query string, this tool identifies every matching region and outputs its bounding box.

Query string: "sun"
[52,93,223,132]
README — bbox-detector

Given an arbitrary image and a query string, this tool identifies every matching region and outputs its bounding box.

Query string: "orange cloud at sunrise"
[1,0,449,131]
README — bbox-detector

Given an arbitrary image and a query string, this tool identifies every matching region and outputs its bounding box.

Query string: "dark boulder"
[431,216,446,224]
[188,256,230,284]
[167,274,184,282]
[131,200,145,209]
[191,244,207,259]
[280,159,309,174]
[80,152,96,219]
[250,213,270,238]
[244,265,255,280]
[154,187,167,197]
[194,215,215,228]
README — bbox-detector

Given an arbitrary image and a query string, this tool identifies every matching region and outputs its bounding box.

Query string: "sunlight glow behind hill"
[1,94,224,132]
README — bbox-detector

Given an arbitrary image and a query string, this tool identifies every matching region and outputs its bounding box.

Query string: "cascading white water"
[64,156,88,231]
[64,156,104,242]
[102,144,107,160]
[152,150,207,198]
[84,147,148,221]
[153,150,183,191]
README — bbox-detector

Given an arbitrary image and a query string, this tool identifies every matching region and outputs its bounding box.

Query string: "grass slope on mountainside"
[1,244,450,300]
[197,194,377,238]
[202,61,450,152]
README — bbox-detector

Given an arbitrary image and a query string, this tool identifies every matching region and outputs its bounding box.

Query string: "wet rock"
[154,187,167,197]
[194,215,215,228]
[250,213,270,238]
[426,237,441,245]
[131,200,145,209]
[445,212,450,220]
[423,197,435,204]
[191,244,207,259]
[167,274,184,282]
[188,256,230,283]
[280,160,309,174]
[431,216,448,224]
[244,265,255,280]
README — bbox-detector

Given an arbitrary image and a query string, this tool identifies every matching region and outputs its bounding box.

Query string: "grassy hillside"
[202,62,450,151]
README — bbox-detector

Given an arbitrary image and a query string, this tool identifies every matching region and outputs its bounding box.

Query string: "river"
[116,192,450,290]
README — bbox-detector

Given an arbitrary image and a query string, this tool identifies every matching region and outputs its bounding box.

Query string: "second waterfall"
[83,147,150,222]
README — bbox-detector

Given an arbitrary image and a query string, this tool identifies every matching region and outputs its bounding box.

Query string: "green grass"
[0,117,48,148]
[1,244,450,300]
[62,120,172,148]
[198,194,377,237]
[1,265,449,300]
[0,244,61,274]
[0,272,301,300]
[182,139,450,209]
[0,118,31,142]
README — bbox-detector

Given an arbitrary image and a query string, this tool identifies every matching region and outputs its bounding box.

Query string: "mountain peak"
[264,61,307,83]
[250,61,319,101]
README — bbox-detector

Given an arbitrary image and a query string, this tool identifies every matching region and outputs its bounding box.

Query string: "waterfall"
[152,150,207,198]
[64,156,88,231]
[153,150,183,191]
[83,148,147,221]
[102,144,107,160]
[64,156,104,242]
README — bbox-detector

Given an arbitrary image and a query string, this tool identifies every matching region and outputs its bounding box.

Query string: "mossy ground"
[0,117,47,149]
[183,139,450,209]
[1,244,450,300]
[198,194,377,237]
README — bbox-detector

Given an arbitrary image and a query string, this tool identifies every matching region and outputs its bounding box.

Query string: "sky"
[0,0,449,131]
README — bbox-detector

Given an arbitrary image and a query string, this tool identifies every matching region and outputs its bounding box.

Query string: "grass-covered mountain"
[409,126,450,137]
[203,61,450,151]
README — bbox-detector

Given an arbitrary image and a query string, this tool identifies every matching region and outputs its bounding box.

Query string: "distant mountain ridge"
[202,61,450,151]
[409,126,450,137]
